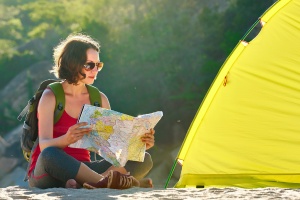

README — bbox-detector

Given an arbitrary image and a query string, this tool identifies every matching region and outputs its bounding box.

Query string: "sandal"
[83,170,139,189]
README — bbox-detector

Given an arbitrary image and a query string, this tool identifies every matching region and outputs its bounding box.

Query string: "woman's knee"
[39,146,61,164]
[125,152,153,179]
[144,152,153,170]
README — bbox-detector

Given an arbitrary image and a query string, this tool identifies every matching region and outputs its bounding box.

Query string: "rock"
[0,136,9,157]
[0,167,28,188]
[3,125,22,145]
[0,157,19,179]
[0,60,55,113]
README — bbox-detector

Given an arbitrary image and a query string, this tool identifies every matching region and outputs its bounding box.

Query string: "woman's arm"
[38,88,62,151]
[100,92,111,109]
[38,89,91,151]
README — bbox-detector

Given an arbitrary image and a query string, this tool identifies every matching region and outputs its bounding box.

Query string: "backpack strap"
[46,83,100,124]
[48,82,65,124]
[86,84,101,107]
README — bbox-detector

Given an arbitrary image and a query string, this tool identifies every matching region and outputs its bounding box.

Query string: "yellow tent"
[168,0,300,188]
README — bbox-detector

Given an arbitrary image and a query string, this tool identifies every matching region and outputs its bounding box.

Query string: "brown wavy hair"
[51,33,100,84]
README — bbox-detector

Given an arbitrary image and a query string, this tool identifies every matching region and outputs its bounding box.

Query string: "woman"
[28,33,155,189]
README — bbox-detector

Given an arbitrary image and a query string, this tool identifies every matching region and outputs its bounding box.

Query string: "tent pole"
[164,159,178,188]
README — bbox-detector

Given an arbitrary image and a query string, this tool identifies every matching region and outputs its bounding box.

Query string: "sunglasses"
[83,62,104,71]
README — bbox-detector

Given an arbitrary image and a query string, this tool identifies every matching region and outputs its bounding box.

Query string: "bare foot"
[139,178,153,188]
[65,179,80,189]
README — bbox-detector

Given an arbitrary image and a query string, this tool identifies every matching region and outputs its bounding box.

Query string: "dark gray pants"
[28,147,153,189]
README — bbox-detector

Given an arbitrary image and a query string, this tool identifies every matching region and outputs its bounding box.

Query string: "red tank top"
[28,111,90,176]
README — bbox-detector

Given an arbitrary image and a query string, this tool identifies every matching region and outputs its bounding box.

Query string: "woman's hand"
[141,128,155,150]
[64,122,92,145]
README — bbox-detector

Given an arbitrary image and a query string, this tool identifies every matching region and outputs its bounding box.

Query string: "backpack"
[17,79,101,162]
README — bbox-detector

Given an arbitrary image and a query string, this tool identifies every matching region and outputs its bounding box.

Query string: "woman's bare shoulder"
[39,88,56,108]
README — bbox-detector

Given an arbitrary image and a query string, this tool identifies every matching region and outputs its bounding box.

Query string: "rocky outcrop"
[0,60,55,113]
[0,125,28,188]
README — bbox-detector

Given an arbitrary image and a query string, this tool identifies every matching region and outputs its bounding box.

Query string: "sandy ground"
[2,186,300,200]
